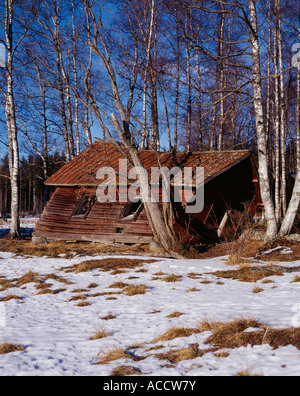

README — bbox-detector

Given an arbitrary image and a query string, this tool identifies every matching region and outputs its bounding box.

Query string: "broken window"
[119,199,143,221]
[72,193,96,219]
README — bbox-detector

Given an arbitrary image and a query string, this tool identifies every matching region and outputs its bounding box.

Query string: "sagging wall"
[33,187,154,244]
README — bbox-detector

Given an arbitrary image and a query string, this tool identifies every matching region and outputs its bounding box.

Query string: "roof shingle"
[45,140,251,187]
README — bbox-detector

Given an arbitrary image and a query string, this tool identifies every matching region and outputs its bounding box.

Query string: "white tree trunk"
[5,0,20,238]
[248,0,278,242]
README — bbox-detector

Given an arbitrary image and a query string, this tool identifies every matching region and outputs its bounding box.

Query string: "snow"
[0,220,300,376]
[0,217,39,239]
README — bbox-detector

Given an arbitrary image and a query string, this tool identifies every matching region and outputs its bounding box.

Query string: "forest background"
[1,0,300,244]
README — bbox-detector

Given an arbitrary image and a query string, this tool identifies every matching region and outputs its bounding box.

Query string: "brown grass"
[167,312,183,318]
[204,319,300,350]
[151,327,200,343]
[109,281,129,289]
[1,294,22,301]
[155,343,218,363]
[100,313,116,320]
[43,273,73,285]
[95,348,146,365]
[123,284,148,296]
[187,287,200,292]
[0,278,14,291]
[88,282,98,288]
[89,328,114,340]
[16,271,41,286]
[236,369,263,376]
[291,275,300,283]
[187,272,201,279]
[76,297,91,307]
[1,270,74,293]
[110,365,142,376]
[92,317,300,369]
[0,240,150,258]
[212,266,284,283]
[0,342,25,354]
[161,274,182,283]
[62,258,155,274]
[252,286,264,294]
[36,288,56,295]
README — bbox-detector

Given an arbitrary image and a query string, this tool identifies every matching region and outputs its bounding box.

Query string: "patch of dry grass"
[235,369,263,376]
[16,271,41,286]
[1,294,22,301]
[110,365,143,376]
[43,273,73,285]
[123,284,148,296]
[212,266,284,283]
[291,275,300,283]
[1,270,72,295]
[36,288,56,295]
[187,287,200,292]
[92,317,300,369]
[161,274,182,283]
[100,313,116,320]
[62,258,156,274]
[95,348,146,365]
[151,327,200,343]
[0,278,14,291]
[204,319,300,350]
[0,342,25,354]
[88,282,98,288]
[155,343,218,363]
[252,286,264,294]
[109,281,129,289]
[76,297,91,307]
[89,328,114,340]
[187,272,201,279]
[167,312,183,318]
[0,240,151,258]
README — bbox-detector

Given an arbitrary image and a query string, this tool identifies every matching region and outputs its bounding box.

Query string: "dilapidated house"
[33,140,262,245]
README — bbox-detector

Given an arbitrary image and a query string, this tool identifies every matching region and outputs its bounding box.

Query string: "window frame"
[119,198,144,222]
[72,193,96,219]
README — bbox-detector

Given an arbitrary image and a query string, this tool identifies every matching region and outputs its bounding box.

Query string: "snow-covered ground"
[0,244,300,376]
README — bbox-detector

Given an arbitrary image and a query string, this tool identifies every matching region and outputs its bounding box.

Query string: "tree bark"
[248,0,278,242]
[5,0,20,239]
[84,1,179,254]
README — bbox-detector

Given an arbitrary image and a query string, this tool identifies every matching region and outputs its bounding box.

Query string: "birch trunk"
[5,0,20,239]
[84,1,179,254]
[72,0,80,155]
[297,10,300,170]
[217,5,225,151]
[173,15,180,151]
[277,0,286,216]
[273,1,281,222]
[141,0,155,150]
[278,7,300,236]
[53,2,71,161]
[248,0,278,242]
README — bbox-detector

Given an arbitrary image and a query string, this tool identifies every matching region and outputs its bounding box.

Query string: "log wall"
[33,187,154,244]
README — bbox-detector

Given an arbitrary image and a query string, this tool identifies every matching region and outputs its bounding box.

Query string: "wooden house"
[33,140,262,245]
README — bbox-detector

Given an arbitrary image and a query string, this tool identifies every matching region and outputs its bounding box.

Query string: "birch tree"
[248,0,278,242]
[81,0,180,255]
[1,0,35,238]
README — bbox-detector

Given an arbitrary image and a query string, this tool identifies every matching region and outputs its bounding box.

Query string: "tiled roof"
[45,140,251,186]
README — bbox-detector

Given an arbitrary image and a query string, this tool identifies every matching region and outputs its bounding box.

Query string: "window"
[119,199,143,221]
[72,193,96,219]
